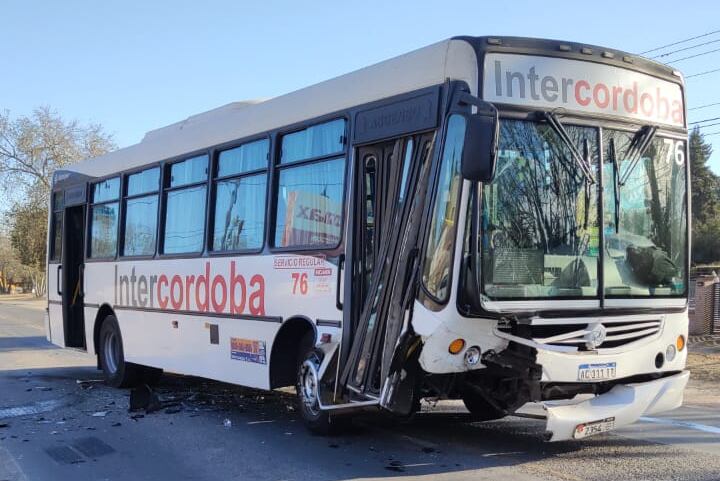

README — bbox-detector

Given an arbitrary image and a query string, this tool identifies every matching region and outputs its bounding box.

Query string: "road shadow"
[0,336,56,352]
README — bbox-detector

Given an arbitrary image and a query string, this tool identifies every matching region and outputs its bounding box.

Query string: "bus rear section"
[46,36,690,442]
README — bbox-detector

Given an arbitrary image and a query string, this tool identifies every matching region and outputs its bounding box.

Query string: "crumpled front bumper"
[544,370,689,441]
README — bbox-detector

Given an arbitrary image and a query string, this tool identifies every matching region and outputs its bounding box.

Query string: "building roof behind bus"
[65,38,478,179]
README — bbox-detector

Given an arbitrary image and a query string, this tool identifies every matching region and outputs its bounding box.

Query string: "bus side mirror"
[460,104,499,183]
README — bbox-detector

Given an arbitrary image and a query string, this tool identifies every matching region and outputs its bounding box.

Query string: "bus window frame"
[158,150,212,258]
[269,116,350,253]
[49,191,64,263]
[207,134,271,257]
[87,176,122,261]
[119,165,161,259]
[418,113,468,307]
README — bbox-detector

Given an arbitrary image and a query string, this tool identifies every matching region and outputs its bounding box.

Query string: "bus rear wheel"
[98,315,161,388]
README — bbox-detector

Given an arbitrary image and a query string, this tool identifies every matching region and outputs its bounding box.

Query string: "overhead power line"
[686,67,720,79]
[696,121,720,129]
[701,130,720,137]
[651,38,720,59]
[669,47,720,63]
[689,116,720,124]
[689,102,720,111]
[640,29,720,55]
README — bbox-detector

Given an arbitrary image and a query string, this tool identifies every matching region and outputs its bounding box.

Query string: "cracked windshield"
[481,119,600,299]
[603,130,687,296]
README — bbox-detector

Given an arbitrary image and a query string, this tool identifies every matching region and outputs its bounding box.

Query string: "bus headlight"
[666,344,677,362]
[464,346,481,366]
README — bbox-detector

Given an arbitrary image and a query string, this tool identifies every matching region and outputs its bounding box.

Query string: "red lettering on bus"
[623,82,638,113]
[170,275,183,310]
[185,275,195,311]
[230,261,246,314]
[640,93,654,117]
[657,88,669,120]
[575,80,591,106]
[211,274,227,313]
[593,83,609,109]
[196,262,210,312]
[158,274,169,309]
[249,274,265,316]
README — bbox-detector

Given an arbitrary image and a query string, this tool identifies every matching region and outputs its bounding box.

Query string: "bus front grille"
[529,317,664,351]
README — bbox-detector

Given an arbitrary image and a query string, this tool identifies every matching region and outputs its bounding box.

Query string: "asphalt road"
[1,300,719,481]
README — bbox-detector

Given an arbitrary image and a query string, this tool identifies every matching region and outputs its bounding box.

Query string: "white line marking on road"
[639,416,720,434]
[0,399,63,419]
[247,420,275,425]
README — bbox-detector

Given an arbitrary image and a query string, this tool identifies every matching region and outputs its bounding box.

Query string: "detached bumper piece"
[544,370,689,441]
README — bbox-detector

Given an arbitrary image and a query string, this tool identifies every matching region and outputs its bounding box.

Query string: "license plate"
[574,417,616,439]
[577,362,617,381]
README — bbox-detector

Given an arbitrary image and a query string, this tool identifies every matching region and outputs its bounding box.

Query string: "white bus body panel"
[83,255,342,390]
[47,263,64,346]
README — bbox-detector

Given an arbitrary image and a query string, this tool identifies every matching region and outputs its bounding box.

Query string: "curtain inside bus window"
[124,195,158,256]
[281,119,345,164]
[90,203,119,258]
[127,167,159,196]
[169,155,208,187]
[164,186,206,254]
[218,139,268,176]
[274,157,345,248]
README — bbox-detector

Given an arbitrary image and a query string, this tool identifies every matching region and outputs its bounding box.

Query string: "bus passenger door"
[341,133,434,411]
[61,204,86,349]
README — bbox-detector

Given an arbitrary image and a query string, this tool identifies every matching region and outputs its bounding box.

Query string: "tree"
[688,126,720,265]
[0,106,115,205]
[0,235,31,294]
[0,107,116,296]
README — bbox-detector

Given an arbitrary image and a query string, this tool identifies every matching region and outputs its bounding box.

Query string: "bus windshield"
[477,119,687,300]
[602,130,687,297]
[481,119,600,299]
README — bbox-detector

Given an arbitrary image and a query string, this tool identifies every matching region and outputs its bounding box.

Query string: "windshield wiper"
[540,111,596,184]
[618,125,658,186]
[609,138,621,234]
[610,125,658,234]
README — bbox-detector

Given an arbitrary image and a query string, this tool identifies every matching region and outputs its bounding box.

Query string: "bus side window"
[123,167,160,257]
[273,119,347,249]
[211,139,269,252]
[89,177,121,259]
[421,115,466,302]
[162,155,208,254]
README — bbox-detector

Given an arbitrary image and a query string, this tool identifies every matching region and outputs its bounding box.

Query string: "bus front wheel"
[296,344,349,434]
[461,389,507,422]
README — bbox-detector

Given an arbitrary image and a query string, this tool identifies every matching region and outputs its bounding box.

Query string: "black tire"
[462,389,507,422]
[295,335,350,435]
[98,315,143,388]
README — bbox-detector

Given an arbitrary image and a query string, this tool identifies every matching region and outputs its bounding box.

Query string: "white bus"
[46,36,690,441]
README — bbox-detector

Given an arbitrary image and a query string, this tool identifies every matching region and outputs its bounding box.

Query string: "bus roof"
[64,38,478,179]
[61,35,683,181]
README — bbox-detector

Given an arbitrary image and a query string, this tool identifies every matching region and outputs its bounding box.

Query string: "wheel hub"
[104,331,120,374]
[300,359,321,415]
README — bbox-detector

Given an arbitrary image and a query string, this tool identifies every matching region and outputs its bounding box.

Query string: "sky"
[2,0,720,172]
